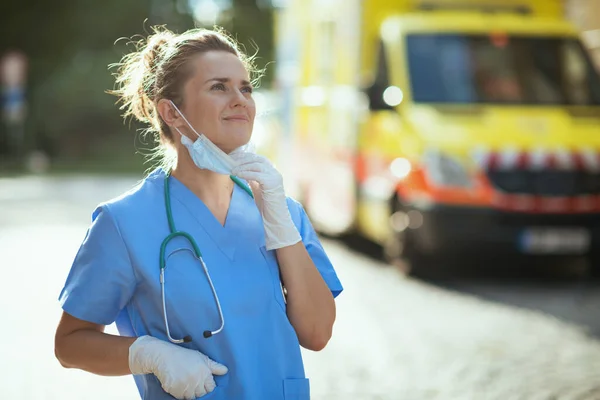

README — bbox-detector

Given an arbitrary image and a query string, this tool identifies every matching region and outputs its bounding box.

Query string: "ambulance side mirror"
[365,83,395,111]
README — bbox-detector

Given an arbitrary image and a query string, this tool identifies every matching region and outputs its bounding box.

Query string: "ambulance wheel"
[383,197,424,276]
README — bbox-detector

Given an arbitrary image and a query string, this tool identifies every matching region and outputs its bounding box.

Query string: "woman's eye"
[211,83,226,91]
[241,86,253,94]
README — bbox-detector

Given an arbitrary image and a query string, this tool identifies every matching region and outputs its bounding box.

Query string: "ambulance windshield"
[407,34,600,105]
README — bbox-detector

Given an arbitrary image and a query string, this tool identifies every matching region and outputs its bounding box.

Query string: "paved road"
[2,175,600,399]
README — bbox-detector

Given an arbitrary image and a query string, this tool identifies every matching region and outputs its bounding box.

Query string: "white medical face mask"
[169,100,238,175]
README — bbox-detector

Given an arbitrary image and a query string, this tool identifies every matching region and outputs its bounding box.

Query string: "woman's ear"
[157,99,180,128]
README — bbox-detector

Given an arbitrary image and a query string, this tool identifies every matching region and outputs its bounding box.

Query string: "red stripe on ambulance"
[472,147,600,213]
[473,148,600,171]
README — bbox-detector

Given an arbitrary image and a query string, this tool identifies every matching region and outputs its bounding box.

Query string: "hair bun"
[142,31,175,77]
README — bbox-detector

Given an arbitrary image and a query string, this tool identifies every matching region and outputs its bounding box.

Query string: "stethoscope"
[160,172,253,343]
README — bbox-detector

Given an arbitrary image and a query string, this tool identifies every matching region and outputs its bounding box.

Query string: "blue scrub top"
[59,168,343,400]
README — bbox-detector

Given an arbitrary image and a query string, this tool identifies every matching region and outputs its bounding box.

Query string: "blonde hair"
[109,25,262,171]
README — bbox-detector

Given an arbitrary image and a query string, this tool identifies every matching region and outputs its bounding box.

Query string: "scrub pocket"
[260,246,287,313]
[283,378,310,400]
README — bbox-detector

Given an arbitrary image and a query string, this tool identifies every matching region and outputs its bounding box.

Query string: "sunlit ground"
[2,175,600,399]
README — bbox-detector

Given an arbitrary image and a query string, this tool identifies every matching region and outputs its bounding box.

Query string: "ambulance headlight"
[424,151,472,188]
[390,157,412,179]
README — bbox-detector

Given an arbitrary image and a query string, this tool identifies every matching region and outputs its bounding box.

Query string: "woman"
[54,26,342,400]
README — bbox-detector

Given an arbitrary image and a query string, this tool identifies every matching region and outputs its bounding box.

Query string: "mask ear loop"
[168,100,238,169]
[169,100,202,139]
[173,126,185,139]
[167,99,246,168]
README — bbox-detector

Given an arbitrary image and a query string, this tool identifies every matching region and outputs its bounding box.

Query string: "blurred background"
[2,0,600,399]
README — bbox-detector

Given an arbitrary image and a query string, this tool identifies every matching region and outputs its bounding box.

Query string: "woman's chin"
[224,134,252,152]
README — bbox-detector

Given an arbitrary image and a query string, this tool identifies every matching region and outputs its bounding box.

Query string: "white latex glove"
[129,336,228,400]
[230,153,302,250]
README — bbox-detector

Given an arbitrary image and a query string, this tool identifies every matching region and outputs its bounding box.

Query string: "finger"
[228,146,248,156]
[208,359,229,375]
[232,155,271,168]
[232,171,264,183]
[232,160,270,173]
[204,376,217,393]
[230,155,259,166]
[178,380,196,400]
[232,164,266,175]
[165,385,186,400]
[234,158,272,169]
[230,151,262,161]
[193,382,208,399]
[160,379,182,399]
[182,385,197,400]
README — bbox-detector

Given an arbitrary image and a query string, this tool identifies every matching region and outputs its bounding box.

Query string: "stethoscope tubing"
[161,172,250,343]
[161,248,225,343]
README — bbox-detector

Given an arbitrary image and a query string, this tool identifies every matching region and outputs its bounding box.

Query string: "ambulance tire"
[384,197,428,278]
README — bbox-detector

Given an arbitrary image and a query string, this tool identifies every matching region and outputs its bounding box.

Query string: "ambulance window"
[407,34,478,103]
[527,37,600,105]
[561,40,600,105]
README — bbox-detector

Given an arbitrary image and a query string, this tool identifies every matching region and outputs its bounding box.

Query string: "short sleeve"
[58,205,137,325]
[289,200,343,298]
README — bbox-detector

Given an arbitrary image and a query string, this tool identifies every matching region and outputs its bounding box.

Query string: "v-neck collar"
[158,169,244,261]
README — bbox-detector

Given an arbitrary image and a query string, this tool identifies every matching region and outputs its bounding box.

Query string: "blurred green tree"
[0,0,273,172]
[221,0,275,86]
[0,0,192,170]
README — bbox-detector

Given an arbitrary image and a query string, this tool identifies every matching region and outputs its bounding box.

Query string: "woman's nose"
[230,90,249,107]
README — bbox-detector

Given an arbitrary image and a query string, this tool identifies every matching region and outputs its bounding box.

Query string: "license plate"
[519,228,591,254]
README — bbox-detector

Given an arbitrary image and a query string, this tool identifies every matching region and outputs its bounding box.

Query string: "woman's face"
[175,51,256,154]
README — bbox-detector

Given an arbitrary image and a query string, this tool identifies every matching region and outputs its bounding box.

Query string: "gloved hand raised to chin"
[230,153,302,250]
[129,335,228,400]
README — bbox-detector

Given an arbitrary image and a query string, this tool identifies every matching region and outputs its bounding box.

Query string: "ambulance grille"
[486,170,600,197]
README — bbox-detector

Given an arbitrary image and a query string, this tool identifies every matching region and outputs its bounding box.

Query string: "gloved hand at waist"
[129,335,228,400]
[230,153,302,250]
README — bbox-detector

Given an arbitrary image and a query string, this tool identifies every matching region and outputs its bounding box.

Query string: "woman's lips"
[223,115,249,122]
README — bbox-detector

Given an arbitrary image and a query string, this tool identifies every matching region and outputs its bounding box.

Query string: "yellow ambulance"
[272,0,600,275]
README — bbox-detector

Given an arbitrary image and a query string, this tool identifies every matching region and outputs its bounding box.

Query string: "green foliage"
[0,0,274,173]
[0,0,192,164]
[220,0,275,86]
